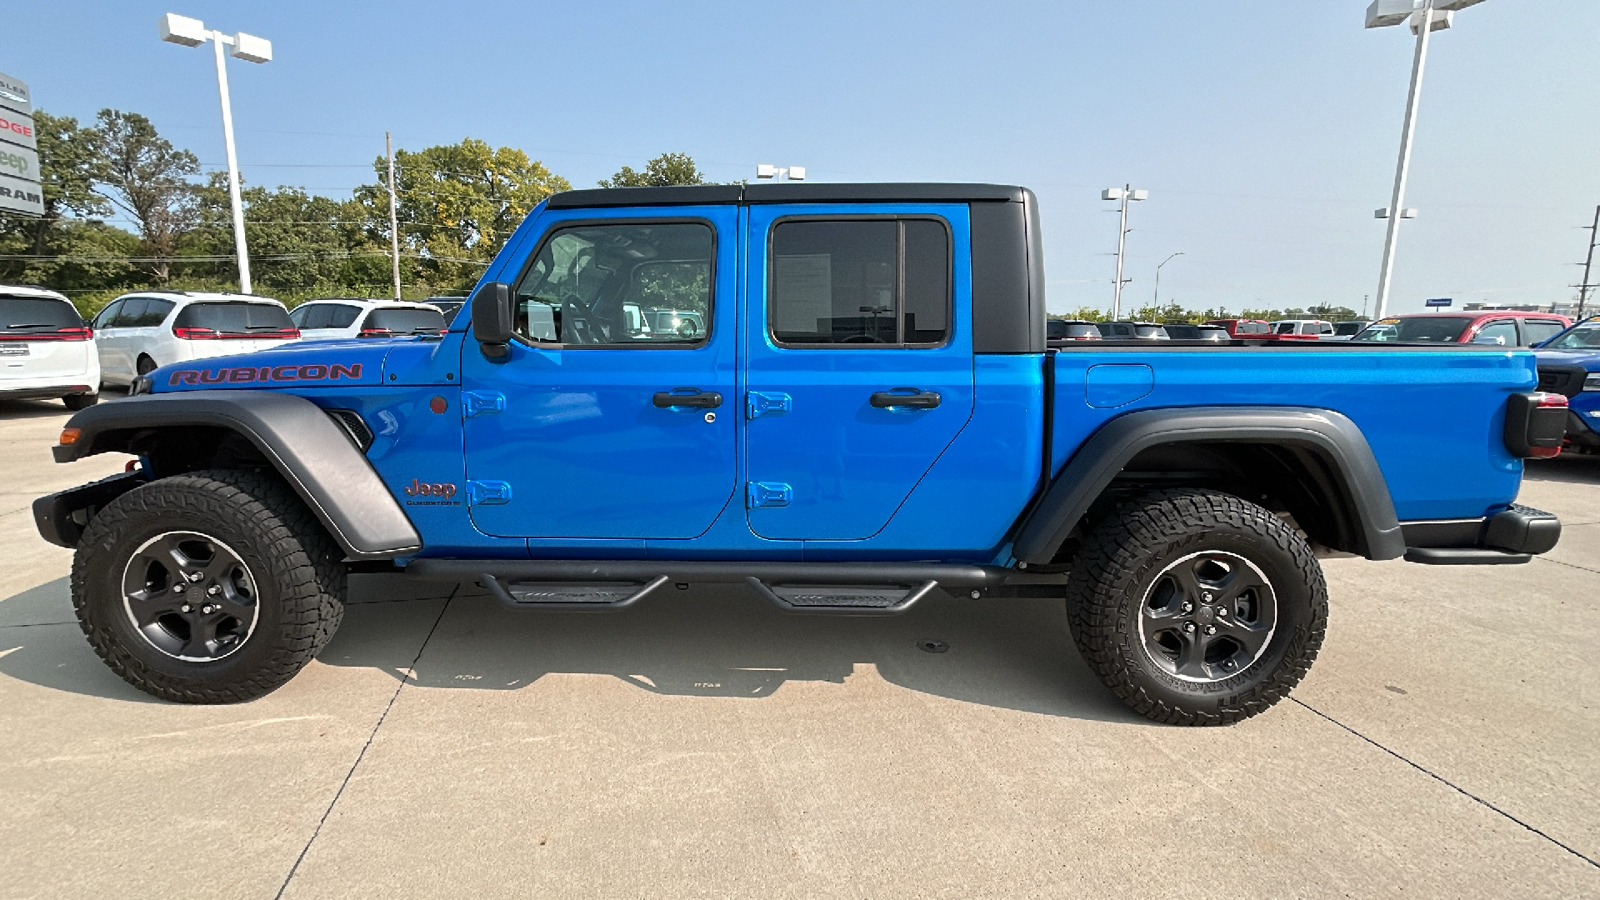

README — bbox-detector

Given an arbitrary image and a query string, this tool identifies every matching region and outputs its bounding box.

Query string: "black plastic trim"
[1503,392,1567,457]
[51,391,422,560]
[1483,504,1561,554]
[970,194,1045,354]
[1403,547,1531,565]
[1011,407,1405,564]
[545,183,1027,210]
[406,558,1009,588]
[32,469,149,548]
[547,185,745,209]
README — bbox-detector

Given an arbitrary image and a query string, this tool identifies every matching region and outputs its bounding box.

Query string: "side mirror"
[471,281,513,359]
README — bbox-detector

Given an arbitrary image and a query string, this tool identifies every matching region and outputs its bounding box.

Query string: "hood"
[152,340,393,392]
[1534,348,1600,370]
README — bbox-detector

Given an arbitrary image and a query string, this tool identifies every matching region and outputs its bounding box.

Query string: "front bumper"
[33,470,149,548]
[1400,505,1561,565]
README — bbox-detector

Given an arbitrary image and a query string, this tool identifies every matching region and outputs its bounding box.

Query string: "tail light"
[1504,392,1567,459]
[359,327,393,338]
[0,326,93,341]
[174,326,299,340]
[173,326,219,340]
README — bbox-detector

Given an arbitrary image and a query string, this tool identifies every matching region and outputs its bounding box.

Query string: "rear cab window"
[768,217,950,346]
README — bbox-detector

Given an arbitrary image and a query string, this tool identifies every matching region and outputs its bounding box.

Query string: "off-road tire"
[63,393,98,410]
[1066,488,1327,726]
[72,469,346,703]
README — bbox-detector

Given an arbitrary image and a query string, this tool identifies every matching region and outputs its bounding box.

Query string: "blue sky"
[12,1,1600,315]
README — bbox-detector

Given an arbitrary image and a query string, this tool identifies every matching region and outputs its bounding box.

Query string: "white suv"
[289,298,447,341]
[91,291,299,387]
[0,284,100,409]
[1269,319,1335,338]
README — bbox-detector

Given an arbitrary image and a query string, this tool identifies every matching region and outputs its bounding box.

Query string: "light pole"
[1365,0,1490,319]
[1102,184,1147,320]
[159,13,272,295]
[757,164,806,182]
[1154,252,1185,307]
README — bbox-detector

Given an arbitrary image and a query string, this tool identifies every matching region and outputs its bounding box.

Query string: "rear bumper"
[1400,505,1561,565]
[0,382,97,401]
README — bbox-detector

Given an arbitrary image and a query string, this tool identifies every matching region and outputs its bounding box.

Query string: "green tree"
[188,176,366,295]
[86,109,200,285]
[353,138,570,291]
[598,152,707,188]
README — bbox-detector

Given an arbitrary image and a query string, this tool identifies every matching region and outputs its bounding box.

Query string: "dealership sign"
[0,70,43,217]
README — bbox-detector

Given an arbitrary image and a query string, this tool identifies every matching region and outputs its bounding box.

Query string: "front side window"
[769,218,949,346]
[1474,320,1518,346]
[513,221,713,346]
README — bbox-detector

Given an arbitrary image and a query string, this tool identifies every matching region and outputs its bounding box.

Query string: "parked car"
[0,284,99,409]
[644,307,706,339]
[1046,319,1103,341]
[290,299,447,341]
[1350,311,1571,347]
[1328,320,1372,340]
[1205,318,1273,338]
[1532,317,1600,451]
[1162,323,1229,342]
[1269,319,1334,339]
[91,291,299,387]
[1097,321,1170,340]
[38,181,1565,726]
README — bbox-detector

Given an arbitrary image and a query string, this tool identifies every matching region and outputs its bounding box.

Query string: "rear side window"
[0,296,84,334]
[1522,320,1565,346]
[365,307,445,334]
[135,299,174,327]
[173,302,293,335]
[1275,323,1295,334]
[291,304,362,330]
[769,218,950,346]
[1164,324,1197,339]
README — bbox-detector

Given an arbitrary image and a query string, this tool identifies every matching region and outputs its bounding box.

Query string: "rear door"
[461,207,739,539]
[743,204,975,540]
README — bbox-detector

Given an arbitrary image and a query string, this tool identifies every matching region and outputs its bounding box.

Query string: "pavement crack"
[1534,556,1600,577]
[0,620,76,629]
[1291,698,1599,870]
[274,588,456,898]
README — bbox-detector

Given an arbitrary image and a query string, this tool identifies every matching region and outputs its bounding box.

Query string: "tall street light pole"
[1102,185,1147,320]
[1154,252,1185,306]
[1365,0,1490,320]
[160,13,271,295]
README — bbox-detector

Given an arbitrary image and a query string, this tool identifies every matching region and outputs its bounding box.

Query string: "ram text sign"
[0,71,43,216]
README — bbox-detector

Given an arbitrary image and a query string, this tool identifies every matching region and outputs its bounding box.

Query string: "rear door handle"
[870,388,941,409]
[653,389,723,409]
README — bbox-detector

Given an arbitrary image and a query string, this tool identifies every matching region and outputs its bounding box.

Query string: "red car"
[1350,311,1571,347]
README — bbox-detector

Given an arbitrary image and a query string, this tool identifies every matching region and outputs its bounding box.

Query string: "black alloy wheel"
[121,531,260,662]
[1138,550,1277,683]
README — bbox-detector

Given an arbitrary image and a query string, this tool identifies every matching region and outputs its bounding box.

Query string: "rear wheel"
[63,393,98,410]
[72,469,345,703]
[136,355,158,376]
[1066,488,1327,725]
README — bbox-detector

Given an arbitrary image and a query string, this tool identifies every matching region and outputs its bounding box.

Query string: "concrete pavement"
[1,396,1596,898]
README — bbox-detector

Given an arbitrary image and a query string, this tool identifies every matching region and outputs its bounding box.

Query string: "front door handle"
[870,388,941,409]
[653,389,723,409]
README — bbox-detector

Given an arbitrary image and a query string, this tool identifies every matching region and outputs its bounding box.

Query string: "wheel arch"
[52,391,420,560]
[1012,407,1405,565]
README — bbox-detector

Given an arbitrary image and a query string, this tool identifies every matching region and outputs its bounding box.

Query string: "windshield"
[0,296,83,334]
[173,302,293,335]
[1543,321,1600,350]
[1351,316,1471,343]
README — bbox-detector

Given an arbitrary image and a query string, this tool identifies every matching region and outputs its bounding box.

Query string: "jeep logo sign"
[0,71,42,218]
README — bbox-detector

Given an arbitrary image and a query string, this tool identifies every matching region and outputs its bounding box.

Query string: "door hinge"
[746,391,792,419]
[746,482,793,508]
[466,480,512,506]
[462,391,506,418]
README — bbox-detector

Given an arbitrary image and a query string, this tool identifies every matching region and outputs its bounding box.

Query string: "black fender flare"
[51,391,421,560]
[1011,406,1405,564]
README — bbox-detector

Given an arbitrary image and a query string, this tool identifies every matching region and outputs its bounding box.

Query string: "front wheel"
[1066,489,1327,725]
[72,469,346,703]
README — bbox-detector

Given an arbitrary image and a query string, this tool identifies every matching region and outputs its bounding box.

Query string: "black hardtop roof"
[545,182,1030,210]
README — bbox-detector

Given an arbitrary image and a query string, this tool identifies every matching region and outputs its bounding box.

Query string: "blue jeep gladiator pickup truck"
[35,183,1568,724]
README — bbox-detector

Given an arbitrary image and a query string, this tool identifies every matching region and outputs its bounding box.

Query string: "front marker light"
[1583,373,1600,392]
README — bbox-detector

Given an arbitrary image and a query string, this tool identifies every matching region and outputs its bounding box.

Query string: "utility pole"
[1372,0,1437,321]
[387,131,401,301]
[1577,204,1599,318]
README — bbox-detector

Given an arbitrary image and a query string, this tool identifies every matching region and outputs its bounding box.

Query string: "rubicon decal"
[168,363,362,386]
[403,479,460,506]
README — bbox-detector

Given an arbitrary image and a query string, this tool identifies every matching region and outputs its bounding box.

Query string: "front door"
[461,208,738,539]
[743,204,975,541]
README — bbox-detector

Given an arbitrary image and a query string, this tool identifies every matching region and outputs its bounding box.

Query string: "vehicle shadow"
[0,574,1142,723]
[0,399,79,420]
[1525,454,1600,486]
